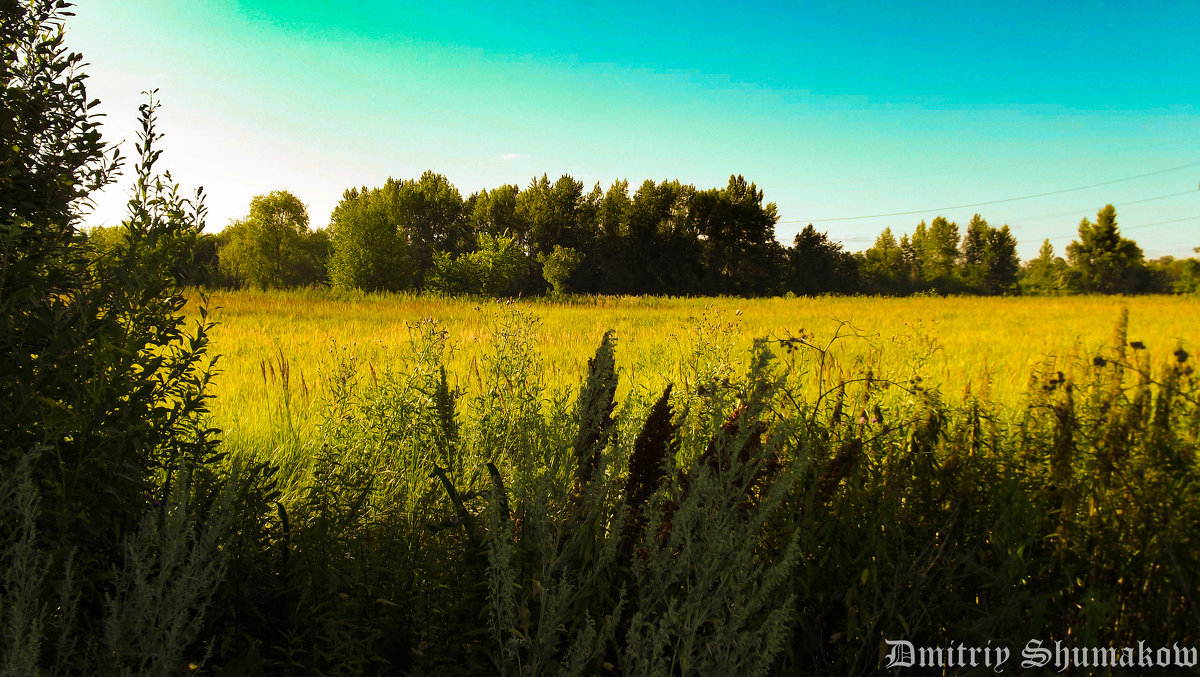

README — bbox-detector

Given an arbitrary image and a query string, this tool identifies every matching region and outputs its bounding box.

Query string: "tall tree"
[517,173,590,256]
[594,179,634,292]
[1065,204,1145,293]
[922,216,961,290]
[403,170,465,287]
[1020,239,1069,295]
[980,224,1020,294]
[217,190,320,288]
[908,220,929,285]
[327,183,412,291]
[858,227,906,294]
[693,175,780,295]
[327,172,464,291]
[466,184,522,244]
[784,224,858,295]
[899,233,921,292]
[960,215,1020,294]
[625,178,700,294]
[960,214,990,287]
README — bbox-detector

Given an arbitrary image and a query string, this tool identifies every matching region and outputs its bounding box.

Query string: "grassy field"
[171,288,1200,674]
[197,290,1199,453]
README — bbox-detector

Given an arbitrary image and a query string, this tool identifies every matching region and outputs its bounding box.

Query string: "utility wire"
[781,161,1200,223]
[1005,189,1198,228]
[1027,215,1199,242]
[795,135,1200,188]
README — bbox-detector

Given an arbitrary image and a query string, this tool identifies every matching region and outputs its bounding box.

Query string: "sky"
[66,1,1200,259]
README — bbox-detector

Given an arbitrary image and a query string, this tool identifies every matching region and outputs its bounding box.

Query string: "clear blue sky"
[68,1,1200,259]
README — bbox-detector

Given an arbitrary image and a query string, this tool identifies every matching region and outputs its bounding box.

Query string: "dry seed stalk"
[571,331,618,498]
[620,385,678,555]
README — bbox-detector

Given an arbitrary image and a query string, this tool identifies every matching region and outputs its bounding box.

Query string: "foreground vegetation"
[203,302,1200,674]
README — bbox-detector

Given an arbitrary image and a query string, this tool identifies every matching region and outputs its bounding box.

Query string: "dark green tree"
[592,179,635,292]
[960,214,1020,294]
[921,216,960,291]
[625,178,701,294]
[465,184,522,245]
[328,172,463,291]
[217,190,325,288]
[1020,239,1069,294]
[784,224,858,295]
[693,175,780,295]
[960,214,990,288]
[327,182,412,291]
[899,232,922,292]
[517,173,595,257]
[907,220,929,287]
[1065,204,1145,293]
[1180,248,1200,294]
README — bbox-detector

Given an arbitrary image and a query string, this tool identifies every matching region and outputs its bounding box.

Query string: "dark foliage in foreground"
[186,308,1198,676]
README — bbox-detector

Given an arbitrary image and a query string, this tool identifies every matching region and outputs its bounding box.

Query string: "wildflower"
[1129,341,1145,350]
[1093,356,1107,367]
[1175,348,1190,364]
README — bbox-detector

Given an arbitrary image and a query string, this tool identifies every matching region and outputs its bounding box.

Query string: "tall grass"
[179,297,1198,674]
[196,290,1200,456]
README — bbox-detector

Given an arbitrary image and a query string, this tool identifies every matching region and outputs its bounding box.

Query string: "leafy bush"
[2,4,239,670]
[427,232,529,297]
[538,244,584,296]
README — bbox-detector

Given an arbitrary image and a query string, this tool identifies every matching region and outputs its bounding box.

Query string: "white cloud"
[500,153,522,160]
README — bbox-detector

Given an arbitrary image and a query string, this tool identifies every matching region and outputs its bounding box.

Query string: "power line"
[780,161,1200,224]
[1005,189,1198,228]
[1040,215,1199,242]
[1124,215,1200,231]
[794,135,1200,188]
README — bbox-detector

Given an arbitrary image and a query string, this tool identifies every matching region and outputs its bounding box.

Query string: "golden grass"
[193,290,1200,452]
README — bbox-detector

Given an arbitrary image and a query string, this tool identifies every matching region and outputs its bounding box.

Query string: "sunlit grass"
[193,290,1200,453]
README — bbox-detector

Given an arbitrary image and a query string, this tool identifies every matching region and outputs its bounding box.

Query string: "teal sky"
[69,1,1200,259]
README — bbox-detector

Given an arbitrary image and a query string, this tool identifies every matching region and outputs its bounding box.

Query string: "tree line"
[91,172,1200,296]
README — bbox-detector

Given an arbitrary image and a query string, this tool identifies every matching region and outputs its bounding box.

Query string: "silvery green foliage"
[0,451,55,677]
[101,471,232,676]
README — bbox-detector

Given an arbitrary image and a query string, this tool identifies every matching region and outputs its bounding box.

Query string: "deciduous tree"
[218,190,322,288]
[1066,204,1145,293]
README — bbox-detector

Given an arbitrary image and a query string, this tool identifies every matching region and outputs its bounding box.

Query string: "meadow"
[167,289,1200,674]
[201,290,1199,454]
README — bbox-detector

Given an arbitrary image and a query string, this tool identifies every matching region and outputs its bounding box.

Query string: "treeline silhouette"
[92,171,1200,296]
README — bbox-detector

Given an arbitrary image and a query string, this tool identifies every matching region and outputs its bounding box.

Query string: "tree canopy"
[210,177,1193,298]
